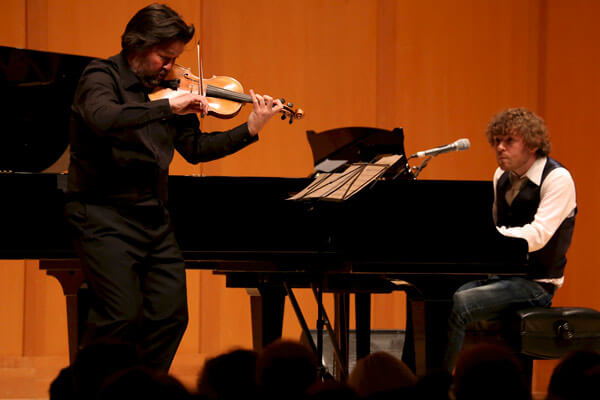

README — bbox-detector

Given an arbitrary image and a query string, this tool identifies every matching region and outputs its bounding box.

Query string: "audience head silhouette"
[452,344,530,400]
[49,365,76,400]
[97,365,190,400]
[256,339,319,400]
[414,369,452,400]
[50,339,141,400]
[547,349,600,400]
[305,380,360,400]
[347,351,417,398]
[197,348,258,400]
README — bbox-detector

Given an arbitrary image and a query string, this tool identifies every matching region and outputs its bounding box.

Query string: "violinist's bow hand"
[169,93,209,116]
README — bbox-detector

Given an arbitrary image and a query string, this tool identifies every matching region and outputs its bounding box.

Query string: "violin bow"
[197,41,206,96]
[197,41,206,117]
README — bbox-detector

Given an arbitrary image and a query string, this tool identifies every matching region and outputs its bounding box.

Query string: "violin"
[149,64,304,123]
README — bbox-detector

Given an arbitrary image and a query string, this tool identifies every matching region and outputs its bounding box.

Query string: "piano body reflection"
[0,45,528,377]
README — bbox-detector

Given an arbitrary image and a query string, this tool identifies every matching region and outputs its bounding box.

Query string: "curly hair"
[121,3,194,55]
[485,108,551,157]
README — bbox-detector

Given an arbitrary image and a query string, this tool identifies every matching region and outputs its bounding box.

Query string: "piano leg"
[39,260,85,364]
[402,296,427,376]
[334,293,350,380]
[355,293,371,361]
[247,286,285,350]
[380,281,427,377]
[423,299,452,370]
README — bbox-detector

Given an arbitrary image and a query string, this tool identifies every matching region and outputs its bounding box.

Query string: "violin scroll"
[279,98,304,124]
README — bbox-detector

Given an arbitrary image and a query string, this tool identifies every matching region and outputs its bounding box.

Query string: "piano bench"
[510,307,600,359]
[464,307,600,385]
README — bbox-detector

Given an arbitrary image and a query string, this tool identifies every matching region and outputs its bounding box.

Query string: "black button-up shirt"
[68,52,257,205]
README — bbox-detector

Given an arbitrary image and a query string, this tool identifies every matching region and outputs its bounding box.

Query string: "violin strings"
[203,84,297,116]
[205,85,252,103]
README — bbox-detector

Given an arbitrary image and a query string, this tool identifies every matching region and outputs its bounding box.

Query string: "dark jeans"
[444,275,554,372]
[65,200,188,371]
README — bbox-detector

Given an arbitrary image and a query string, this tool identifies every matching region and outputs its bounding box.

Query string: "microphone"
[412,138,471,158]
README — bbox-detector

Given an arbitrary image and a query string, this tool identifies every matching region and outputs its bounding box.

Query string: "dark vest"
[496,158,576,279]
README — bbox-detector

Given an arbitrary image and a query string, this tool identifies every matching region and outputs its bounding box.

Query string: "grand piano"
[0,45,528,378]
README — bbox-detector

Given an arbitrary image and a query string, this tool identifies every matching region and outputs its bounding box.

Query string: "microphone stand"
[407,154,433,179]
[407,138,470,179]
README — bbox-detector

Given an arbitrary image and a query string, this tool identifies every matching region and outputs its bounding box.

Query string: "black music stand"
[280,127,417,379]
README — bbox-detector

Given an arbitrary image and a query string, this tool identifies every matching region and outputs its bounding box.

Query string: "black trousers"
[64,200,188,371]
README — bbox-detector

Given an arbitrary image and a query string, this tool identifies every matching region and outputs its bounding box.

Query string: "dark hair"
[70,340,141,399]
[121,3,195,55]
[256,340,319,400]
[197,349,259,400]
[453,344,530,400]
[547,350,600,400]
[347,351,417,398]
[97,366,190,400]
[485,107,551,157]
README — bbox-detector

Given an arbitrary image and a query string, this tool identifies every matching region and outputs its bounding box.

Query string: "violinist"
[65,3,283,371]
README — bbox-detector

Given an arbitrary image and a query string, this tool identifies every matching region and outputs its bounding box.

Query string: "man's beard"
[137,71,163,88]
[131,62,167,89]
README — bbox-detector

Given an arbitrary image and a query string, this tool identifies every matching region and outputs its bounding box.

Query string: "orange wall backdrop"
[1,0,598,393]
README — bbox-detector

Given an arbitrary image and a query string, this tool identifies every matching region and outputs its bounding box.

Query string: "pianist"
[64,4,282,371]
[443,108,577,372]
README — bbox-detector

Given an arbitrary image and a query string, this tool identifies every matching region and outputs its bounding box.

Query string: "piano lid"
[0,46,95,172]
[306,126,411,178]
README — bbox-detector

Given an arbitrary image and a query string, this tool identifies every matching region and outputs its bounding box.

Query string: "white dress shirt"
[492,157,577,287]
